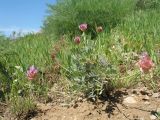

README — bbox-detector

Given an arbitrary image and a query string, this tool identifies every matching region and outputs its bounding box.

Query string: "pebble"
[60,103,71,108]
[142,95,150,101]
[102,104,106,111]
[152,93,159,98]
[123,96,137,104]
[77,97,83,102]
[140,87,150,95]
[144,101,150,105]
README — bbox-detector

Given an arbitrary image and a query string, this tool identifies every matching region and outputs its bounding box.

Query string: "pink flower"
[79,23,87,32]
[51,52,57,60]
[27,65,38,80]
[96,26,103,33]
[74,36,81,44]
[137,52,154,73]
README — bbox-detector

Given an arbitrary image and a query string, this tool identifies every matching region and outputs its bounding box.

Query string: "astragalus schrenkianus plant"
[52,25,145,100]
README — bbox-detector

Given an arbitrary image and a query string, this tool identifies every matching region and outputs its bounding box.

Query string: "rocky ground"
[31,86,160,120]
[1,84,160,120]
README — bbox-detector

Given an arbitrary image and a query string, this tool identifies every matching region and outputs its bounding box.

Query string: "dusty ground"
[31,88,160,120]
[1,82,160,120]
[0,103,7,120]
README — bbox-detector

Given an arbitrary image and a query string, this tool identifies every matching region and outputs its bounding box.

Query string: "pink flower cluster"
[73,23,88,44]
[74,23,105,44]
[27,65,38,80]
[79,23,87,32]
[137,52,154,73]
[74,36,81,44]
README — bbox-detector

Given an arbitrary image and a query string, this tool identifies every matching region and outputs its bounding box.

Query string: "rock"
[150,115,157,120]
[142,95,150,101]
[126,114,130,117]
[139,117,144,120]
[102,104,106,111]
[148,92,153,96]
[83,98,87,102]
[144,101,150,105]
[152,93,159,98]
[140,90,150,95]
[114,111,119,115]
[77,97,83,102]
[60,103,71,108]
[123,96,137,104]
[140,87,150,95]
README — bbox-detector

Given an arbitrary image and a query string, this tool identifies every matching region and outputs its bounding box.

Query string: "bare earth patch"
[31,88,160,120]
[0,102,7,120]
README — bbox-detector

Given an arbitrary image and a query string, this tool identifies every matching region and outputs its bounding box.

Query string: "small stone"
[83,98,87,102]
[131,94,136,97]
[150,115,157,120]
[123,96,137,104]
[77,97,83,102]
[148,93,153,96]
[126,114,130,117]
[60,103,70,108]
[152,93,159,98]
[102,104,106,111]
[144,101,150,105]
[140,87,150,95]
[140,117,144,120]
[142,95,150,101]
[114,111,119,115]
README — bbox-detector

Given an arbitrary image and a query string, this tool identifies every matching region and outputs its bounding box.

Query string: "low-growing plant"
[9,96,36,120]
[53,26,145,100]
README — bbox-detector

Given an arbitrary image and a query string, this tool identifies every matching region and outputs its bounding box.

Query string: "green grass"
[0,32,56,118]
[8,33,54,69]
[43,0,136,37]
[118,9,160,63]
